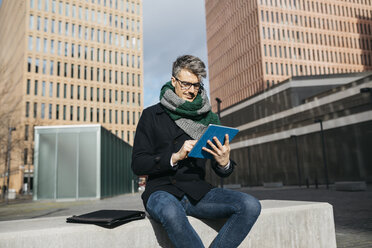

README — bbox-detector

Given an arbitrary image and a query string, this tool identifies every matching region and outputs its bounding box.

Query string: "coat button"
[154,156,161,163]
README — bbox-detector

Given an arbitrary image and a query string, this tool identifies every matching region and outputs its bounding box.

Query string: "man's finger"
[202,147,217,157]
[213,136,223,149]
[207,140,219,152]
[224,134,230,146]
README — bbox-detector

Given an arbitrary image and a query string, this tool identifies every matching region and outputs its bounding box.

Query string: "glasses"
[173,76,203,91]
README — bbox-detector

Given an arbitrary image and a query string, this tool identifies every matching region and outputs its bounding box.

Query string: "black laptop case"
[66,210,146,228]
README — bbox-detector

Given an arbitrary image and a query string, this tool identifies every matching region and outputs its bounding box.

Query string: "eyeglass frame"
[172,76,203,91]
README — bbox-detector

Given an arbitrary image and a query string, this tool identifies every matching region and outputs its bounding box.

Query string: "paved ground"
[0,185,371,248]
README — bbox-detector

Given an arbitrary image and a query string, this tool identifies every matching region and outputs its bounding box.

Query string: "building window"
[44,18,48,32]
[83,107,87,121]
[70,106,73,120]
[34,80,38,95]
[56,83,60,97]
[50,61,54,75]
[63,105,66,120]
[35,59,39,73]
[42,81,46,96]
[33,103,37,118]
[42,60,47,74]
[56,104,59,119]
[49,82,53,97]
[27,57,32,72]
[25,102,30,118]
[24,148,28,165]
[77,106,80,121]
[51,40,54,54]
[63,83,67,98]
[29,15,34,30]
[70,85,74,99]
[26,79,31,94]
[41,103,45,119]
[37,16,41,30]
[36,37,40,51]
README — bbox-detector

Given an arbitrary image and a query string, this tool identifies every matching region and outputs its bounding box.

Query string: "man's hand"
[171,140,197,164]
[202,134,230,167]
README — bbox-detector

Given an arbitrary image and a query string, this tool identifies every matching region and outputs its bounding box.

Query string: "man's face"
[171,69,200,102]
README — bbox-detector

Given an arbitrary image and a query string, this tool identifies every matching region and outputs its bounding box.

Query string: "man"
[131,55,261,248]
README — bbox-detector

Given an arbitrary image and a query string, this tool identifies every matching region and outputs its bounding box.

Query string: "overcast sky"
[142,0,209,107]
[0,0,208,108]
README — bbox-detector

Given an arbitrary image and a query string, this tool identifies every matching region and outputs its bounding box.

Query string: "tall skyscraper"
[0,0,143,194]
[205,0,372,111]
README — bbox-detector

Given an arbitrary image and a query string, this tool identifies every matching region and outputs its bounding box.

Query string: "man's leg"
[146,191,204,248]
[186,188,261,248]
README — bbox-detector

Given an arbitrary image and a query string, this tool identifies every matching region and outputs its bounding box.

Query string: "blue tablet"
[188,124,239,159]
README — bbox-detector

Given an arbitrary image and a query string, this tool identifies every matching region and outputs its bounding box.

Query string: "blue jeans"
[146,188,261,248]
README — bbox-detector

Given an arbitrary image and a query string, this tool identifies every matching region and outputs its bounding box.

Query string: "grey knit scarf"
[159,81,220,140]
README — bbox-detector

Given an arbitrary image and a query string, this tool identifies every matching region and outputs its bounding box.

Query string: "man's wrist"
[171,153,179,166]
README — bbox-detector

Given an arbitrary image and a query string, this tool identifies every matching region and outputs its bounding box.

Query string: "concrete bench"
[0,200,336,248]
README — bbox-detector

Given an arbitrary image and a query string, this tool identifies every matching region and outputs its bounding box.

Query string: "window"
[47,104,52,119]
[70,85,74,99]
[28,36,33,51]
[36,37,40,51]
[41,103,45,119]
[56,104,59,119]
[27,79,31,94]
[29,15,34,29]
[65,22,69,36]
[42,81,46,96]
[35,59,39,73]
[44,38,48,53]
[63,83,67,98]
[33,103,37,118]
[65,3,69,16]
[52,0,56,13]
[27,57,32,72]
[70,106,73,120]
[49,82,53,97]
[37,16,41,30]
[51,40,54,54]
[26,102,30,117]
[44,18,48,32]
[56,83,60,97]
[34,80,38,95]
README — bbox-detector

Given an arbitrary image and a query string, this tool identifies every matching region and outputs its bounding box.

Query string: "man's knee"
[240,194,261,218]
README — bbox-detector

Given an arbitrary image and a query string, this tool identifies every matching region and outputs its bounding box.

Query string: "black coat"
[131,103,235,207]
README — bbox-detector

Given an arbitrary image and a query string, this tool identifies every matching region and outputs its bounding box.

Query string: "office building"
[0,0,143,194]
[205,0,372,110]
[205,72,372,187]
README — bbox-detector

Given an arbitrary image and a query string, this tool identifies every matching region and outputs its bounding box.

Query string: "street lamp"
[215,97,224,188]
[314,119,329,189]
[4,127,16,204]
[290,135,302,187]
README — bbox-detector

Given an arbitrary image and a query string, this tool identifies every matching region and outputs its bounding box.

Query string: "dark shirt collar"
[155,103,166,115]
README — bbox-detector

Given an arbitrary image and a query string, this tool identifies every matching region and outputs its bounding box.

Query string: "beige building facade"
[205,0,372,111]
[0,0,143,195]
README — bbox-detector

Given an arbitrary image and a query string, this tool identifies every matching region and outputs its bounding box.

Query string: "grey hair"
[172,55,207,82]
